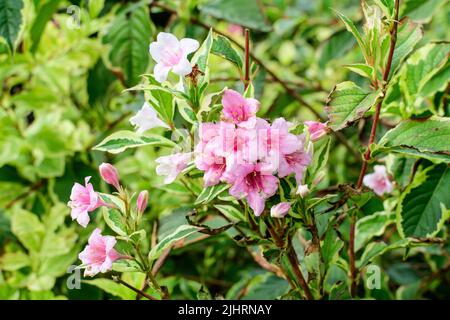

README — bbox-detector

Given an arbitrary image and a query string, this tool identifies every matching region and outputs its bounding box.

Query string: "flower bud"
[304,121,328,141]
[99,163,120,190]
[137,190,149,215]
[270,202,291,218]
[296,184,310,198]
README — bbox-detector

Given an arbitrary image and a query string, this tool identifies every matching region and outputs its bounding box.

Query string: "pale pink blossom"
[129,102,170,134]
[149,32,199,83]
[156,152,192,184]
[270,202,291,218]
[221,89,260,129]
[68,177,105,228]
[79,228,121,276]
[305,121,328,141]
[277,134,312,183]
[296,184,310,198]
[363,165,393,196]
[137,190,149,215]
[225,163,278,216]
[99,163,120,190]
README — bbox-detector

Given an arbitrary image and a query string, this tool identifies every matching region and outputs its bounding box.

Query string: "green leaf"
[93,130,176,154]
[307,137,331,185]
[148,225,200,261]
[241,273,289,300]
[145,75,174,125]
[83,278,135,300]
[211,35,243,69]
[112,259,141,273]
[191,29,214,73]
[30,0,61,53]
[355,211,395,252]
[325,81,380,131]
[0,251,30,271]
[397,164,450,238]
[373,116,450,163]
[402,0,444,23]
[389,18,423,78]
[400,43,450,106]
[344,63,374,79]
[200,0,271,32]
[194,184,229,205]
[214,204,245,222]
[321,229,343,269]
[99,194,127,236]
[176,98,198,124]
[358,239,411,268]
[333,10,366,57]
[103,5,153,86]
[0,0,23,52]
[102,208,127,237]
[11,209,45,252]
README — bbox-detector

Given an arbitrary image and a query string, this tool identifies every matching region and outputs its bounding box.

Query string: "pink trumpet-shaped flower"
[225,163,278,216]
[99,163,120,190]
[78,228,122,276]
[68,177,105,228]
[156,152,192,184]
[363,165,393,196]
[277,134,312,184]
[221,89,260,129]
[270,202,291,218]
[137,190,149,215]
[149,32,199,83]
[304,121,328,141]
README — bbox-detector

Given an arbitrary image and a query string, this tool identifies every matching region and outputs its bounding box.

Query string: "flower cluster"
[194,89,312,216]
[67,163,148,276]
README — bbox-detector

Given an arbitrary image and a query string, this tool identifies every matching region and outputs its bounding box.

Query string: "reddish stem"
[350,0,400,298]
[244,28,250,90]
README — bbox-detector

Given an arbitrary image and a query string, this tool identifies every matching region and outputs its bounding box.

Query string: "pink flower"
[221,89,260,129]
[99,163,120,190]
[68,177,105,228]
[156,152,192,184]
[363,165,393,196]
[79,228,121,276]
[137,190,149,215]
[277,134,312,183]
[225,163,278,216]
[129,102,170,134]
[149,32,199,83]
[270,202,291,218]
[305,121,328,141]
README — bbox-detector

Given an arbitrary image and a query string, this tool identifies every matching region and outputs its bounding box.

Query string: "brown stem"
[350,0,401,298]
[264,219,313,299]
[244,28,250,89]
[286,245,314,300]
[112,276,159,300]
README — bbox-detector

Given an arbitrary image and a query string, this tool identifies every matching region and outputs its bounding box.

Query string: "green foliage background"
[0,0,448,300]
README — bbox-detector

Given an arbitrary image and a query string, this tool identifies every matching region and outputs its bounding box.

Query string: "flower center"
[161,47,183,66]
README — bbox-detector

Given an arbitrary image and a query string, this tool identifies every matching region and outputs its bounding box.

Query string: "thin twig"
[5,180,46,209]
[112,276,159,300]
[244,29,250,89]
[350,0,401,298]
[286,245,314,300]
